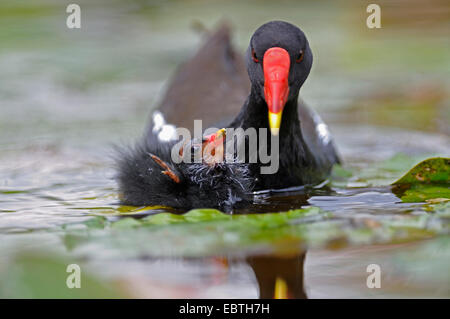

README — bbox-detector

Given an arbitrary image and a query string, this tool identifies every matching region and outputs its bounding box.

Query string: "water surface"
[0,0,449,298]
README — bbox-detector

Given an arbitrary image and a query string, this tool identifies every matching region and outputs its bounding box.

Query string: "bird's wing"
[154,23,250,133]
[298,100,341,167]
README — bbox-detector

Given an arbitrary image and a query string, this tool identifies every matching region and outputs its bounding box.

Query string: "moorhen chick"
[116,128,253,210]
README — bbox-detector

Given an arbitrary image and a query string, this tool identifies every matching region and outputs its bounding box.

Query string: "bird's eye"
[251,48,259,63]
[296,50,304,63]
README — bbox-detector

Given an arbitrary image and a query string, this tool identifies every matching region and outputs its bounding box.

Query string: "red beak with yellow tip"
[263,47,290,136]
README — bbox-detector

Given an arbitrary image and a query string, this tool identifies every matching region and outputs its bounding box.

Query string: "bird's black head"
[245,21,313,135]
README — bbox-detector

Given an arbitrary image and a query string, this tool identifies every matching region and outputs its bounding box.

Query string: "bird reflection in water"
[247,252,307,299]
[208,252,307,299]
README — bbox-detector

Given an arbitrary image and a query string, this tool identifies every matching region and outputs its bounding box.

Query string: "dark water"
[0,0,449,298]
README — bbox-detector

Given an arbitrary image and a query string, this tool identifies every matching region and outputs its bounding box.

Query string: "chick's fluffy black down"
[115,133,254,211]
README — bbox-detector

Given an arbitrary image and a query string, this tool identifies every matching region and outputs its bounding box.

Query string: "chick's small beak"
[263,47,290,136]
[202,128,226,166]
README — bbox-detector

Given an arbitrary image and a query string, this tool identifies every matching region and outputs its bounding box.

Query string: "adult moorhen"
[227,21,340,190]
[116,21,339,209]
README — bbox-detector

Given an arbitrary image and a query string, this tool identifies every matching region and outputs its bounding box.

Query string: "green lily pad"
[430,202,450,217]
[54,205,448,258]
[399,184,450,203]
[393,157,450,185]
[392,157,450,203]
[330,154,440,188]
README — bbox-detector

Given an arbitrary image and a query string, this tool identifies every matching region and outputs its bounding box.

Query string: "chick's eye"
[251,48,259,63]
[296,50,304,63]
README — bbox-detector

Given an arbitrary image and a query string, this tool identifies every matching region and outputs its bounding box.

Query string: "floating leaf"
[331,165,353,179]
[399,184,450,203]
[330,154,439,188]
[393,157,449,185]
[143,212,186,225]
[111,217,142,229]
[392,157,450,203]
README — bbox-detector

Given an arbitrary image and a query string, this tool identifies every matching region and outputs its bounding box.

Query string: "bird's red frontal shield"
[263,47,290,136]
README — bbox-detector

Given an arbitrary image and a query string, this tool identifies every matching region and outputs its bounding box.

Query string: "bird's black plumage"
[229,21,340,190]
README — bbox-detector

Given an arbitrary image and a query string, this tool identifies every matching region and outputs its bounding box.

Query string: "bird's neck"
[230,86,316,180]
[232,86,302,138]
